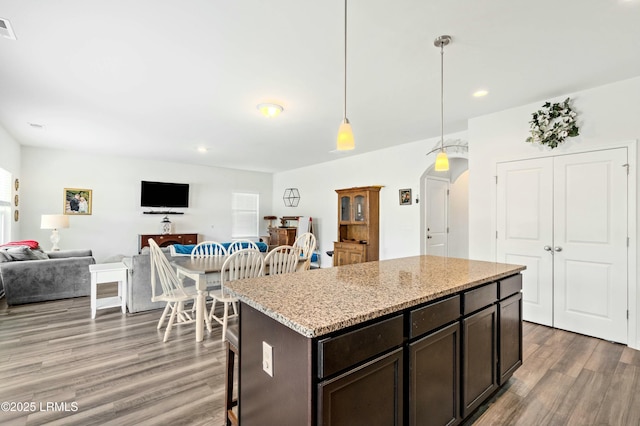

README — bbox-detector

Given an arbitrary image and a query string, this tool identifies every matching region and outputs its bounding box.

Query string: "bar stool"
[225,318,239,426]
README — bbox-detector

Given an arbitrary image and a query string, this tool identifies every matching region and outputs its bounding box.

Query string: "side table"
[90,262,128,319]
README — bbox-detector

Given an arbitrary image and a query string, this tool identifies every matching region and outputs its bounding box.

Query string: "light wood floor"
[1,294,640,426]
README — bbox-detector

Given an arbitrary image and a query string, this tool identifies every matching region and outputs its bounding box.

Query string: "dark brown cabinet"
[138,233,198,252]
[318,348,403,426]
[268,227,297,246]
[409,322,460,426]
[461,304,498,418]
[239,273,523,426]
[498,275,523,385]
[334,186,382,266]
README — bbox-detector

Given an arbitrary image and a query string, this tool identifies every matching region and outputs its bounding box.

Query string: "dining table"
[171,256,228,342]
[171,252,306,342]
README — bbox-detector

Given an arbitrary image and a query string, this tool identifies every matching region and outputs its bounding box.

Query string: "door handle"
[554,246,562,252]
[543,245,552,251]
[427,235,432,239]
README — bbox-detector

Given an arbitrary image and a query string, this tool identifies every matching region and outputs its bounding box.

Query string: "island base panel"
[240,304,313,426]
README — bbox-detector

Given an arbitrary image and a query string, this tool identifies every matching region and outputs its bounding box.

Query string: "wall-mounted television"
[140,181,189,208]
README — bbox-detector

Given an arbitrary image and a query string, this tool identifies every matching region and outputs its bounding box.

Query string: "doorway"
[421,157,469,259]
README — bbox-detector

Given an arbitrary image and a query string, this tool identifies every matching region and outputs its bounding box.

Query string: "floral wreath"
[525,97,579,149]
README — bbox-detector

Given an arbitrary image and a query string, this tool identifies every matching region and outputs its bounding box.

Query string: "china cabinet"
[333,186,382,266]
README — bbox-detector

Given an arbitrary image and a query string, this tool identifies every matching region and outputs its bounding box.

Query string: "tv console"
[139,233,199,253]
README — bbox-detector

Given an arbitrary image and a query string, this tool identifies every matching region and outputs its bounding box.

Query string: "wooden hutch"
[333,186,382,266]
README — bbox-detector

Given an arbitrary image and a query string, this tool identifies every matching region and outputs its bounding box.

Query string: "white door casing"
[426,177,449,257]
[496,148,628,343]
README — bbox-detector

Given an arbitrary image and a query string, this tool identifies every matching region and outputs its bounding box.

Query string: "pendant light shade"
[337,119,355,151]
[434,35,451,171]
[434,151,450,171]
[336,0,355,151]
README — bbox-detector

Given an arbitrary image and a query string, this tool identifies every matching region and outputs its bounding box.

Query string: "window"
[0,167,11,244]
[231,192,259,239]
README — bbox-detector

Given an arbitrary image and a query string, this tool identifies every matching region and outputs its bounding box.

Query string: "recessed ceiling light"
[473,90,488,98]
[257,103,284,118]
[197,146,208,153]
[28,122,45,129]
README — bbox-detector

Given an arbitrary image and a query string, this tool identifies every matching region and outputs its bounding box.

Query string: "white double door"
[496,148,628,343]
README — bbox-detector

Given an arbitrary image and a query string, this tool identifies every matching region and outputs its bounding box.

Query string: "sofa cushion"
[47,249,93,259]
[0,246,49,261]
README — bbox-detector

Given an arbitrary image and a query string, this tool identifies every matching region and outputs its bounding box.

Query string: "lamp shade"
[434,151,450,171]
[41,214,69,230]
[336,120,355,151]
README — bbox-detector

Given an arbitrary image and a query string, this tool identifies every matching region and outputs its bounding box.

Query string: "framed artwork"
[64,188,92,215]
[399,188,412,205]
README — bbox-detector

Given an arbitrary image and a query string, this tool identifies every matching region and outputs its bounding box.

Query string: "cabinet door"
[353,193,368,223]
[340,195,352,223]
[318,348,403,426]
[348,248,365,264]
[499,292,522,385]
[409,322,460,426]
[334,248,347,266]
[462,305,497,418]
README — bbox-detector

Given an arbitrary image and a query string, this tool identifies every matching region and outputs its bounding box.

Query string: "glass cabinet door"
[341,196,352,223]
[354,195,366,222]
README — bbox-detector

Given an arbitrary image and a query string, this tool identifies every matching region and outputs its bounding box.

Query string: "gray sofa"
[0,249,95,305]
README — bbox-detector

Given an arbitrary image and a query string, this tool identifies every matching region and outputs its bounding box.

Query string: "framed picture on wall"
[64,188,92,215]
[399,188,412,205]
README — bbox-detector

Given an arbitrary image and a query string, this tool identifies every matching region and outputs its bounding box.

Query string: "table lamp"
[41,214,70,251]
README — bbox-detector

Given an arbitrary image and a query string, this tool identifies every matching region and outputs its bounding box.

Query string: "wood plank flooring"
[2,294,640,425]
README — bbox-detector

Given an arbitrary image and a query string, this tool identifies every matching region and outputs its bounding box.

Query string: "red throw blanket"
[0,240,40,249]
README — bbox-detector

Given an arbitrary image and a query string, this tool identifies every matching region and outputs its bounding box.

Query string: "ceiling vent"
[0,17,17,40]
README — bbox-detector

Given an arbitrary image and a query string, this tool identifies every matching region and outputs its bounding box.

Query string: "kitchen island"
[226,255,525,426]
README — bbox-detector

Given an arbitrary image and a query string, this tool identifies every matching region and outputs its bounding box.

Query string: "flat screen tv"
[141,181,189,208]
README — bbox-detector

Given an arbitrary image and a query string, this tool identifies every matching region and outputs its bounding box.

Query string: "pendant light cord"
[343,0,348,121]
[440,41,444,152]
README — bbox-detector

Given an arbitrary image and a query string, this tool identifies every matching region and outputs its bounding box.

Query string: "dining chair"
[227,239,259,254]
[148,239,198,342]
[293,232,317,270]
[191,241,228,258]
[264,245,300,275]
[210,248,264,341]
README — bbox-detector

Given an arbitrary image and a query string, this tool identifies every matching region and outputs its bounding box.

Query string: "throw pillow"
[2,246,49,261]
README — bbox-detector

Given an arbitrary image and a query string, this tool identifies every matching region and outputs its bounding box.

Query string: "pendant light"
[336,0,355,151]
[434,35,451,171]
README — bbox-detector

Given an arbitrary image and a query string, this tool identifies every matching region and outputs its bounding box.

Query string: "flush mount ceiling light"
[473,89,488,98]
[197,146,208,153]
[257,103,284,118]
[336,0,355,151]
[433,35,451,172]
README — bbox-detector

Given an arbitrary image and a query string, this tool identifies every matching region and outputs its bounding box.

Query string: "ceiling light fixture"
[473,89,488,98]
[257,103,283,118]
[336,0,354,151]
[434,35,451,172]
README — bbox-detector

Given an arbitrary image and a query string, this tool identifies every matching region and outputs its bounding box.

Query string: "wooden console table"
[139,233,199,253]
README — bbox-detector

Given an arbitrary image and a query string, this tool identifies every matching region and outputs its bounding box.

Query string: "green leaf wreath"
[525,97,579,149]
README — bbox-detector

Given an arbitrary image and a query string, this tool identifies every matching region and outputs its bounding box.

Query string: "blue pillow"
[173,244,196,254]
[221,242,268,252]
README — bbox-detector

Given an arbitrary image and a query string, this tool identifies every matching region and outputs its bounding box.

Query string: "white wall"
[21,147,273,261]
[468,75,640,349]
[272,131,467,267]
[0,125,21,242]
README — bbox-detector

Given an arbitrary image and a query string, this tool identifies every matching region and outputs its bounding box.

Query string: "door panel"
[426,177,449,257]
[497,159,554,326]
[553,149,627,343]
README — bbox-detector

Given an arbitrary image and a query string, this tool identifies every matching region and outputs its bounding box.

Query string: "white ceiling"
[0,0,639,173]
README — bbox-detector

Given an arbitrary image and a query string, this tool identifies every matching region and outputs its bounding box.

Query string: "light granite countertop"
[225,255,525,338]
